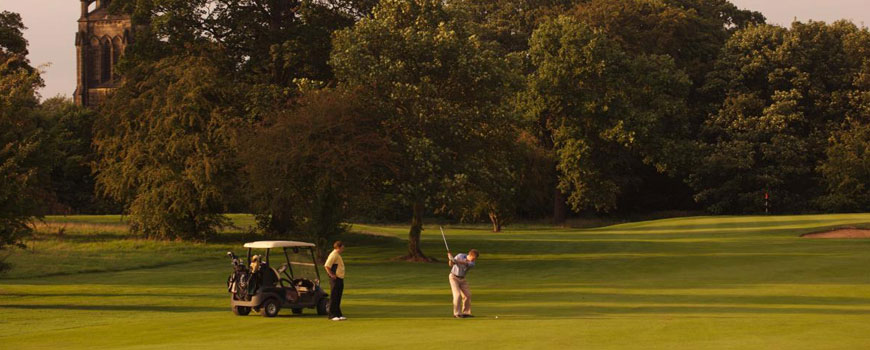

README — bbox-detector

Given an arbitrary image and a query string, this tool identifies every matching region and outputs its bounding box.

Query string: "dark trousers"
[328,277,344,318]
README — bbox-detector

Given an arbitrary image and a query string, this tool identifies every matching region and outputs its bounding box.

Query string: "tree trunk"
[553,187,568,225]
[488,211,502,233]
[403,201,432,262]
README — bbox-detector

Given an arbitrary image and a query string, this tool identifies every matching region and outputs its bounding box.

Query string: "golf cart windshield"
[283,246,319,282]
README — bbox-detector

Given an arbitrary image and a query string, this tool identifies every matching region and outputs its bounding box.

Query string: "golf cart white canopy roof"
[243,241,316,248]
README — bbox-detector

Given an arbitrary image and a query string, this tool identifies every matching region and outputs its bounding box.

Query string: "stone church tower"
[74,0,133,107]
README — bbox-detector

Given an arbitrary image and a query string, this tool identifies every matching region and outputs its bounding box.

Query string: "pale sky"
[1,0,869,100]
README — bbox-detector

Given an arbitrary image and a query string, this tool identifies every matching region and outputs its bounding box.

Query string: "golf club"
[440,226,450,253]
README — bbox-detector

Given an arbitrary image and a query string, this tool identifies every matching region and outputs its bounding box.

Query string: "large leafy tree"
[450,0,579,223]
[452,0,577,55]
[98,0,378,241]
[0,63,45,271]
[0,11,28,59]
[331,0,517,260]
[94,54,242,240]
[38,98,117,214]
[817,43,870,211]
[111,0,363,87]
[546,0,764,216]
[0,11,52,271]
[521,15,690,212]
[819,120,870,211]
[573,0,763,85]
[439,131,545,232]
[239,88,394,258]
[694,21,870,213]
[460,0,762,222]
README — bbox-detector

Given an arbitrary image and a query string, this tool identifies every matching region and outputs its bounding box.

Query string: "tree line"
[3,0,870,262]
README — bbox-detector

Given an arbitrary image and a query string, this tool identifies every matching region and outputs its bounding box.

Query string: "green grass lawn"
[3,214,870,349]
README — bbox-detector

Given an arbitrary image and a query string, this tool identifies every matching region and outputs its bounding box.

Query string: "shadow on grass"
[3,298,868,318]
[209,229,407,247]
[29,232,134,243]
[346,291,870,307]
[585,221,870,235]
[207,231,270,244]
[340,231,406,246]
[1,292,224,299]
[0,304,224,313]
[343,295,870,319]
[1,257,215,280]
[328,304,870,320]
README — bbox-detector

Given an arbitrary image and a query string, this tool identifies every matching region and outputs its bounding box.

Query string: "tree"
[452,0,577,55]
[472,0,761,222]
[541,0,764,217]
[818,120,870,211]
[521,15,690,213]
[94,54,242,240]
[111,0,364,87]
[0,12,50,272]
[0,11,28,58]
[239,87,394,258]
[450,0,581,224]
[818,54,870,211]
[693,21,870,213]
[37,98,117,214]
[331,0,517,260]
[0,63,44,272]
[98,0,380,242]
[573,0,763,85]
[440,131,549,232]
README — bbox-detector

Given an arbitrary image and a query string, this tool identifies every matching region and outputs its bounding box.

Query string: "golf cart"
[226,241,329,317]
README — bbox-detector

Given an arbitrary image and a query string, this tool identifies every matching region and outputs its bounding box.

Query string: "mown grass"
[2,214,870,349]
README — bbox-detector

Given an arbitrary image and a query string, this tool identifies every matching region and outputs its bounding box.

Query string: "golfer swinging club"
[442,227,479,318]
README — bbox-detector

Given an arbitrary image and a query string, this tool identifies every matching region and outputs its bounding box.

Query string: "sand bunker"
[802,228,870,238]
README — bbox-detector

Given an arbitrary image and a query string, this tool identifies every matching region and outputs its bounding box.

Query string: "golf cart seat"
[293,279,314,293]
[261,266,280,288]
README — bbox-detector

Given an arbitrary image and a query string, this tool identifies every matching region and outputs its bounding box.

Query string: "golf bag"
[226,252,252,300]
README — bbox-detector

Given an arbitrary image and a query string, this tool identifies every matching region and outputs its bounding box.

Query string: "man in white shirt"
[324,241,346,321]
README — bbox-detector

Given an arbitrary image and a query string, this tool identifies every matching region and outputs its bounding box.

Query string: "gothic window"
[112,37,123,80]
[88,37,100,86]
[101,39,112,83]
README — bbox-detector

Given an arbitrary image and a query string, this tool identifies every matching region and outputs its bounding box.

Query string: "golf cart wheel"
[292,308,303,315]
[232,306,251,316]
[260,298,280,318]
[317,297,329,316]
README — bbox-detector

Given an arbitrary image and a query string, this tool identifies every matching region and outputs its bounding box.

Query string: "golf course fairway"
[2,214,870,349]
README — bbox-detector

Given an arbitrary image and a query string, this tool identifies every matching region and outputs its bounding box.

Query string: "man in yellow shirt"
[324,241,346,321]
